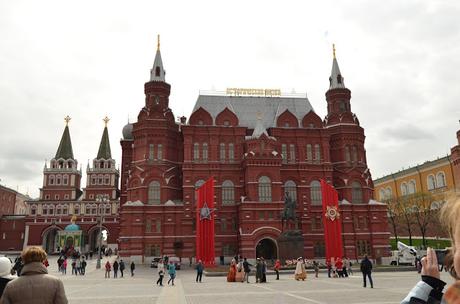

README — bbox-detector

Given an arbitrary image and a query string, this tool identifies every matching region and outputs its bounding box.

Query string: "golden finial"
[333,44,336,59]
[71,215,77,223]
[157,34,160,51]
[64,115,71,126]
[103,116,110,127]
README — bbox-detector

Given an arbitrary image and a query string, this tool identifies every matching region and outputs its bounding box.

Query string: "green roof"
[55,125,74,160]
[97,126,112,159]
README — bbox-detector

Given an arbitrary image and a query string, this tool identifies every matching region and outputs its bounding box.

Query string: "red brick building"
[23,118,120,254]
[118,44,391,263]
[0,185,29,252]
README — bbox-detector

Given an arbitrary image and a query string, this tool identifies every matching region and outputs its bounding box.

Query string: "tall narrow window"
[156,219,161,232]
[281,144,287,163]
[222,180,234,205]
[258,176,272,202]
[49,175,55,185]
[193,143,199,160]
[149,144,154,160]
[436,172,446,188]
[352,146,358,163]
[345,146,351,162]
[157,144,163,160]
[289,144,296,162]
[427,175,436,190]
[229,143,234,161]
[310,180,322,205]
[63,175,68,185]
[194,180,205,204]
[352,181,363,204]
[202,143,208,162]
[284,180,297,202]
[408,180,416,194]
[314,144,321,163]
[221,218,227,232]
[306,144,312,162]
[148,181,161,205]
[401,182,408,196]
[220,143,226,161]
[145,219,152,233]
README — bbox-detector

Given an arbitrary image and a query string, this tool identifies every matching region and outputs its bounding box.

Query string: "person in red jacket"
[104,261,111,279]
[274,260,281,280]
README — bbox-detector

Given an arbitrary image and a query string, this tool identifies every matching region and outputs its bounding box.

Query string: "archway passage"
[256,238,278,260]
[43,228,59,254]
[88,227,108,253]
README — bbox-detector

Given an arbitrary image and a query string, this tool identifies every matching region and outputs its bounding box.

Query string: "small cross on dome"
[64,115,71,125]
[103,116,110,126]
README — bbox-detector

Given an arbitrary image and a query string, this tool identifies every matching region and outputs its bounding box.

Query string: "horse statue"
[281,192,296,230]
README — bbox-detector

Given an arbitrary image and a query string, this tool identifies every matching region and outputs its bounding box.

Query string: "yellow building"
[374,155,457,206]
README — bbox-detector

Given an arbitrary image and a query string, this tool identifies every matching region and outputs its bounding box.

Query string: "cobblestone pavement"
[50,257,455,304]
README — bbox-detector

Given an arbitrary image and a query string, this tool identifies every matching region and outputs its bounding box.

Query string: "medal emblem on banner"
[325,206,340,221]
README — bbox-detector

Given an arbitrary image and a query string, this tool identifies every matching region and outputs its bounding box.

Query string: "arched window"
[148,181,161,205]
[74,204,80,215]
[155,66,160,77]
[49,175,55,185]
[193,143,199,160]
[104,175,110,185]
[222,180,234,205]
[105,204,111,214]
[258,176,272,202]
[351,146,358,163]
[31,205,37,215]
[157,144,163,160]
[352,181,363,204]
[228,143,234,161]
[306,144,312,162]
[436,172,446,188]
[310,180,322,205]
[408,180,416,194]
[56,175,61,185]
[220,143,226,161]
[284,180,297,202]
[202,143,208,161]
[386,187,392,199]
[401,182,408,196]
[345,146,351,162]
[56,205,62,215]
[289,144,296,161]
[63,175,68,185]
[427,175,436,190]
[194,179,205,203]
[314,144,321,163]
[379,189,385,201]
[63,205,68,215]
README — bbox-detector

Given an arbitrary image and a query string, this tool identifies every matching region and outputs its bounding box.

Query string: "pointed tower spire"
[55,115,75,160]
[97,116,112,160]
[150,34,166,82]
[328,44,346,90]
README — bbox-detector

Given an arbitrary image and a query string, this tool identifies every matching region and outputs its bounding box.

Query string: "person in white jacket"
[156,260,165,287]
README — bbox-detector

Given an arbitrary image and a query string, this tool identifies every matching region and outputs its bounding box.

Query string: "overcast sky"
[1,0,459,198]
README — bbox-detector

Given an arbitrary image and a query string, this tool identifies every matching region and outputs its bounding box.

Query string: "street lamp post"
[95,194,109,269]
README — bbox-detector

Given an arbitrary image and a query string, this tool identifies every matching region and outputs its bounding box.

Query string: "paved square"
[51,257,455,304]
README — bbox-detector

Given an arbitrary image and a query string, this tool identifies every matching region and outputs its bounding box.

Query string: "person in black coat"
[113,260,119,278]
[119,260,125,278]
[243,258,251,283]
[360,255,373,288]
[0,257,15,298]
[130,261,135,277]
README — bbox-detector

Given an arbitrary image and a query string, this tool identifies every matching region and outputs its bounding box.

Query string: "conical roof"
[55,125,74,160]
[97,126,112,159]
[150,35,166,82]
[329,45,346,90]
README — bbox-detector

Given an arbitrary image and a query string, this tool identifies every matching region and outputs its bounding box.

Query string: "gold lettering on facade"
[226,88,281,97]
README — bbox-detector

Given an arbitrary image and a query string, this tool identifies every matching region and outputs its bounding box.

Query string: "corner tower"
[41,116,82,201]
[83,117,120,202]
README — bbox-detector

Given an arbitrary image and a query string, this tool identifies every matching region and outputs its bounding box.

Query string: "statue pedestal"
[277,230,304,263]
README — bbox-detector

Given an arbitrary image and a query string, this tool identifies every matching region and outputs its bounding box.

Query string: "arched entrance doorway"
[256,238,278,261]
[42,228,60,254]
[88,226,108,253]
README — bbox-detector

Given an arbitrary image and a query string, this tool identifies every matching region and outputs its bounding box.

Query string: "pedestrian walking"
[255,258,262,283]
[105,261,111,279]
[113,260,119,278]
[235,259,244,282]
[0,246,68,303]
[261,258,267,283]
[294,257,306,281]
[167,261,176,286]
[156,260,165,286]
[119,260,125,278]
[327,259,332,278]
[0,257,15,299]
[274,259,281,280]
[81,258,86,275]
[62,258,67,275]
[360,255,373,288]
[71,260,77,276]
[243,258,251,283]
[313,260,320,278]
[130,261,135,277]
[195,260,204,283]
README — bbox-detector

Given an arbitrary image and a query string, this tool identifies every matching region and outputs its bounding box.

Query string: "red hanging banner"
[321,179,343,265]
[195,177,215,267]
